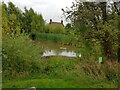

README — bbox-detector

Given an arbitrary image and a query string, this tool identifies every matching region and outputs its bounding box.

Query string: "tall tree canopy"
[62,0,120,61]
[2,2,45,37]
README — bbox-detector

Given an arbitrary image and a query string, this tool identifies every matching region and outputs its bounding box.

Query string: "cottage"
[49,19,64,27]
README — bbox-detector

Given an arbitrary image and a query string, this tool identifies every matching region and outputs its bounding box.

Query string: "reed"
[35,33,73,44]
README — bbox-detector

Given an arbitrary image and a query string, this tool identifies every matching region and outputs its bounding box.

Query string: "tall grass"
[75,59,119,84]
[35,33,74,44]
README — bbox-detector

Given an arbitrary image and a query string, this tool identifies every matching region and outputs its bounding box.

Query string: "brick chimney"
[50,19,52,24]
[61,20,63,24]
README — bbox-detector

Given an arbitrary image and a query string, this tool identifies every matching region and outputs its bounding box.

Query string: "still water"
[42,49,81,58]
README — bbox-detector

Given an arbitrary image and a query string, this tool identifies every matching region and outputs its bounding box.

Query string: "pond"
[34,40,81,58]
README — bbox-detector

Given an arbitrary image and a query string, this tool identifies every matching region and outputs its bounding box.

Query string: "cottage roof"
[49,19,64,27]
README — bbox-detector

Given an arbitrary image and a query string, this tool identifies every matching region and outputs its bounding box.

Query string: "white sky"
[3,0,75,25]
[3,0,119,25]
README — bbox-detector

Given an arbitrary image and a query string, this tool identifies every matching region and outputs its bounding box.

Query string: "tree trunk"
[100,2,113,61]
[102,31,113,61]
[118,16,120,63]
[118,46,120,63]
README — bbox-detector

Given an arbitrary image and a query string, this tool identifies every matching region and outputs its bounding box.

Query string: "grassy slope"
[3,79,84,88]
[3,57,117,88]
[3,74,116,88]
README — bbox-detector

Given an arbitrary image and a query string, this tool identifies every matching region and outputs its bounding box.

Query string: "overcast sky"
[3,0,75,25]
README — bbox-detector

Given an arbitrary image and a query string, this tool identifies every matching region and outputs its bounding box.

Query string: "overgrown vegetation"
[40,57,118,87]
[2,35,40,79]
[1,1,119,88]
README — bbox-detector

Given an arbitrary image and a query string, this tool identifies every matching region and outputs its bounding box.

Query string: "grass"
[3,57,118,88]
[3,78,84,88]
[2,72,117,88]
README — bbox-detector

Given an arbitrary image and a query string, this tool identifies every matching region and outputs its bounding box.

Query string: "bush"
[44,24,51,33]
[44,24,66,34]
[2,35,41,78]
[52,24,66,34]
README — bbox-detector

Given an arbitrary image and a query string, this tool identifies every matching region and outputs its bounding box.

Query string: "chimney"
[61,20,63,24]
[50,19,52,24]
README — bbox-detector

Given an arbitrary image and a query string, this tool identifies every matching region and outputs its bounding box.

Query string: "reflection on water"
[59,51,77,57]
[60,47,67,50]
[42,50,56,57]
[42,50,81,58]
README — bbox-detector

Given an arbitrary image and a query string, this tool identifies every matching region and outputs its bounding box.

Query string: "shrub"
[44,24,66,34]
[2,35,41,79]
[52,24,66,34]
[44,24,52,33]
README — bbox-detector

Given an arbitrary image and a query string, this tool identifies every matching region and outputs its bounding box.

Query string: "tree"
[22,8,45,34]
[2,2,20,37]
[31,14,45,34]
[62,0,119,61]
[22,8,34,33]
[7,2,22,34]
[2,2,10,37]
[2,2,45,38]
